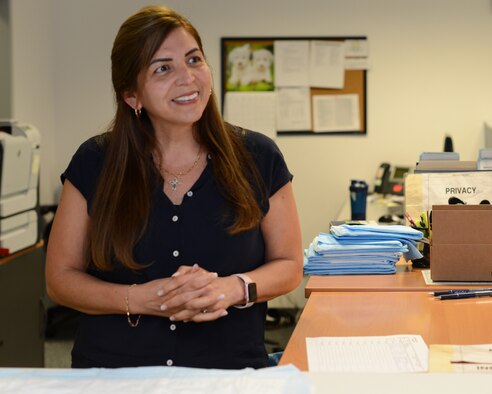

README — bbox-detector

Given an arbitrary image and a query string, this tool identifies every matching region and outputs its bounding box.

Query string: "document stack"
[303,224,423,275]
[477,148,492,170]
[414,152,477,173]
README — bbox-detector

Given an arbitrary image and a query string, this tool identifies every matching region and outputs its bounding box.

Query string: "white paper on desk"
[276,87,311,131]
[223,91,276,139]
[451,344,492,364]
[274,40,310,87]
[312,94,360,132]
[430,344,492,373]
[309,40,345,88]
[306,335,429,373]
[421,270,492,285]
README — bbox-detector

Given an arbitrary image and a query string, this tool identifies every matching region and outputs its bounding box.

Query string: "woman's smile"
[172,91,199,103]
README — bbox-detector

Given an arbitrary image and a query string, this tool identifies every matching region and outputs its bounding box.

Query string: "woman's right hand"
[128,264,223,319]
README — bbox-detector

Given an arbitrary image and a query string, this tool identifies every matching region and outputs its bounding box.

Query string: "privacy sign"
[405,172,492,221]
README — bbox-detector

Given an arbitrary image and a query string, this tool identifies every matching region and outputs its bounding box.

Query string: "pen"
[439,290,492,300]
[405,211,417,227]
[431,288,492,296]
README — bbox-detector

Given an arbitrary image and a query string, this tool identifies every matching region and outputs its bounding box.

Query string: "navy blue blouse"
[62,129,292,369]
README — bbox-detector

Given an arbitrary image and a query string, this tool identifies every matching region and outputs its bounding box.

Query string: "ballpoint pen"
[439,290,492,300]
[431,288,492,297]
[405,211,417,228]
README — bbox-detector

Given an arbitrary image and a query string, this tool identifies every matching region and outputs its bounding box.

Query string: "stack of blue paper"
[304,224,423,275]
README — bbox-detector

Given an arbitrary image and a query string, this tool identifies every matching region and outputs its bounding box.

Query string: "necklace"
[160,148,201,192]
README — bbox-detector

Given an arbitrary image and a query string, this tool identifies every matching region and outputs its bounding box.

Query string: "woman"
[46,5,302,369]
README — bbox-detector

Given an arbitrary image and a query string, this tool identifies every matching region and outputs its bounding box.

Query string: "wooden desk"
[305,265,491,297]
[280,291,492,371]
[0,242,45,367]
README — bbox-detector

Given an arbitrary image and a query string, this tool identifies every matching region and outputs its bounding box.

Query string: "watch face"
[247,282,257,303]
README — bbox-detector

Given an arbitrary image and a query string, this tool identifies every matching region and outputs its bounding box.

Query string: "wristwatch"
[233,273,257,309]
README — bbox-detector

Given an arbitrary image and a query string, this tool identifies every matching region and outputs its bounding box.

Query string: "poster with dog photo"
[224,42,274,92]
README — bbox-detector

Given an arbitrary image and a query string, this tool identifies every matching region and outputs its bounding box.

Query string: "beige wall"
[9,0,492,249]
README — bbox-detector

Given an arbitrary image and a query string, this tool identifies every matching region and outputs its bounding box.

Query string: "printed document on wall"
[312,94,360,132]
[344,39,370,70]
[276,87,311,131]
[274,40,310,87]
[309,40,345,89]
[223,92,276,139]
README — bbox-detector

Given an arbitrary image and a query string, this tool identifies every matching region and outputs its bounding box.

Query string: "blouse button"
[172,250,179,257]
[166,359,173,366]
[170,324,176,331]
[172,215,178,222]
[186,191,193,197]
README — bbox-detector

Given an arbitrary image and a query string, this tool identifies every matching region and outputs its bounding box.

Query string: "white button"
[172,215,178,222]
[166,359,173,366]
[170,324,176,331]
[186,191,193,197]
[172,250,179,257]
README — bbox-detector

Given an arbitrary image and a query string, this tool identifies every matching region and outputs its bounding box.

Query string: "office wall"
[9,0,492,248]
[0,0,11,118]
[9,0,57,204]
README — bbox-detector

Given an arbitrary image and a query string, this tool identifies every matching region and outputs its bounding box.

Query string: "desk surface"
[0,241,43,267]
[305,264,491,297]
[280,291,492,371]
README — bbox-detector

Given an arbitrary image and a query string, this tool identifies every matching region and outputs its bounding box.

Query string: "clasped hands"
[137,264,244,323]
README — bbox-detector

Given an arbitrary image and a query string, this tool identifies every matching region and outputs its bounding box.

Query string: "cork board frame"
[220,36,367,136]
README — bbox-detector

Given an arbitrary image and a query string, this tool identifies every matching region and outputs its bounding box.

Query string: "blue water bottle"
[350,180,368,220]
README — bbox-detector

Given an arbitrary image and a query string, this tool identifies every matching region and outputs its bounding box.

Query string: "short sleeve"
[61,136,106,212]
[243,130,293,211]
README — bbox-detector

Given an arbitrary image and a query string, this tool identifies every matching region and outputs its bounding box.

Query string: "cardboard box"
[430,205,492,282]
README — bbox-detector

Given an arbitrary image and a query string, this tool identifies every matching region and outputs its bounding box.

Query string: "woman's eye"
[155,64,169,74]
[188,55,202,65]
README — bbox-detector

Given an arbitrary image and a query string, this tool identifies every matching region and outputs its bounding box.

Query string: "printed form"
[306,335,429,373]
[223,92,276,139]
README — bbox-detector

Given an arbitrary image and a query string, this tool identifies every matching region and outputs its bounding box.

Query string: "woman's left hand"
[159,267,244,322]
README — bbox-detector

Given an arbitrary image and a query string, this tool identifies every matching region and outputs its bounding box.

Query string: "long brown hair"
[90,6,264,271]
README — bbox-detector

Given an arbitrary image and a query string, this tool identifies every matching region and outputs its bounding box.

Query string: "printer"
[0,120,40,255]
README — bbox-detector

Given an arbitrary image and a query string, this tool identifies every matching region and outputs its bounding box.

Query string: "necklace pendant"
[168,176,181,192]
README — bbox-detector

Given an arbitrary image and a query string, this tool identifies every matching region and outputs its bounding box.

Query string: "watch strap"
[232,273,255,309]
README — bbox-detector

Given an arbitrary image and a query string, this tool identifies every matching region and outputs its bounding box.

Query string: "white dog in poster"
[246,49,273,84]
[227,44,251,86]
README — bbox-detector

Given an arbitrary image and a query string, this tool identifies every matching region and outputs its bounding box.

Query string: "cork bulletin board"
[220,36,368,136]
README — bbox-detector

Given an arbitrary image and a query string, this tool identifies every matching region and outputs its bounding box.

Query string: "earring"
[134,108,141,118]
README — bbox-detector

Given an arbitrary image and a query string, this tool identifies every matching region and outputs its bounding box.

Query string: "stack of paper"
[414,160,477,173]
[419,151,460,161]
[477,148,492,170]
[414,151,479,173]
[303,224,423,275]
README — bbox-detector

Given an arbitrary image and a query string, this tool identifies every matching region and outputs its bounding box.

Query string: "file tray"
[431,205,492,281]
